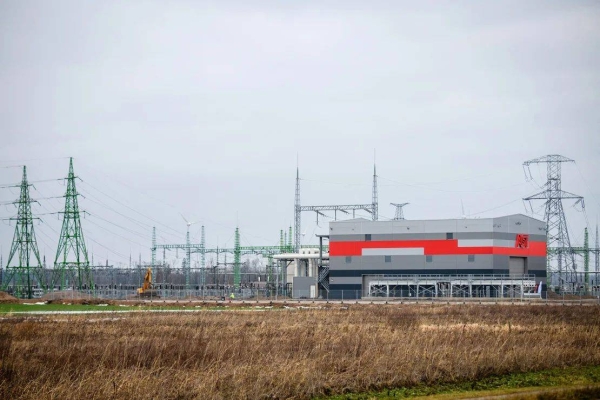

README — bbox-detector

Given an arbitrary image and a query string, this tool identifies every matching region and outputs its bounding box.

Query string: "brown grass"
[1,304,600,400]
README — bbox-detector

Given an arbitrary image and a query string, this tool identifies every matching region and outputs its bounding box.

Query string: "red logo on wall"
[515,234,529,248]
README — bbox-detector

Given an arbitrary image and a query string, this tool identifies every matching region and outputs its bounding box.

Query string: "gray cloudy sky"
[1,1,599,267]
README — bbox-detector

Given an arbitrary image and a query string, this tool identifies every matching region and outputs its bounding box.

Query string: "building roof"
[331,213,544,224]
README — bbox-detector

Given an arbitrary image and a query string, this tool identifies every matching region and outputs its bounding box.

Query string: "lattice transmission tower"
[390,203,409,220]
[53,158,94,290]
[523,155,584,289]
[2,166,45,298]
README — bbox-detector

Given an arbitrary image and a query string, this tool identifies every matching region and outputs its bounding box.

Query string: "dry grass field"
[1,304,600,400]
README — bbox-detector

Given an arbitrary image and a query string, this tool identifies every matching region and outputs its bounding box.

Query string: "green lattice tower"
[52,158,94,290]
[233,227,241,289]
[2,166,46,299]
[288,226,292,252]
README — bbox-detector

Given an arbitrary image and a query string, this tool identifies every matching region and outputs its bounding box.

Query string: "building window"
[365,234,371,241]
[468,255,475,262]
[384,255,391,263]
[345,256,352,264]
[446,232,454,240]
[426,255,433,263]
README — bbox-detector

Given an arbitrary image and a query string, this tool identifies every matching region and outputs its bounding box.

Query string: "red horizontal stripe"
[329,240,547,257]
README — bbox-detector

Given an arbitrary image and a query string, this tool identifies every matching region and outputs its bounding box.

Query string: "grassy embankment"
[1,304,600,399]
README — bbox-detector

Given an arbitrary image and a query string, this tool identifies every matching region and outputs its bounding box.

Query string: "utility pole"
[151,227,156,267]
[390,203,409,220]
[595,222,600,281]
[180,216,198,291]
[201,225,205,289]
[372,163,378,221]
[185,223,191,290]
[2,166,45,298]
[234,227,241,289]
[53,158,94,291]
[294,167,301,252]
[523,155,584,291]
[584,227,589,294]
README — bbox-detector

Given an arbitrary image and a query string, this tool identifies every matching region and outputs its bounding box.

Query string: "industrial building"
[326,214,547,299]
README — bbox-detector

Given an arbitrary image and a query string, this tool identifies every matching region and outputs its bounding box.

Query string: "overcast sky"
[1,1,598,268]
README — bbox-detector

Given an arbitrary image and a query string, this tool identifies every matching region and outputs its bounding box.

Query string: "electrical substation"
[1,155,599,300]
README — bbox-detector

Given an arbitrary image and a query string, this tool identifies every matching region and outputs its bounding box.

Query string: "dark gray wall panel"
[330,232,545,242]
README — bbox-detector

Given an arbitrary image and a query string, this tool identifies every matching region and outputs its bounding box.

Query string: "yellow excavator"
[137,267,158,297]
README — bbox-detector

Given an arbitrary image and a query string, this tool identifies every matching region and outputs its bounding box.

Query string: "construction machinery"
[137,267,158,297]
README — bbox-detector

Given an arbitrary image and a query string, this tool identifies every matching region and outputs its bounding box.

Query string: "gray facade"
[328,214,547,298]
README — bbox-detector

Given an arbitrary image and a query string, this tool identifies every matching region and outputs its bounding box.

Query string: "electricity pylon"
[2,166,45,298]
[523,155,584,290]
[53,158,94,290]
[391,203,409,220]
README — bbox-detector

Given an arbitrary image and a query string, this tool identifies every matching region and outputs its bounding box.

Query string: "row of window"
[345,254,476,263]
[364,233,454,241]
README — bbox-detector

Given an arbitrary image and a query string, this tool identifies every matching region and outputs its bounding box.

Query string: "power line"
[379,175,528,194]
[85,217,146,248]
[86,235,129,262]
[77,162,272,244]
[78,180,184,239]
[0,178,64,187]
[0,156,71,164]
[86,213,148,241]
[78,187,157,236]
[470,198,522,216]
[575,163,600,210]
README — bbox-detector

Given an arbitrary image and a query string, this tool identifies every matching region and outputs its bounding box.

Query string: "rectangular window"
[384,255,391,263]
[468,255,475,262]
[446,232,454,240]
[426,255,433,263]
[345,256,352,264]
[365,234,371,241]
